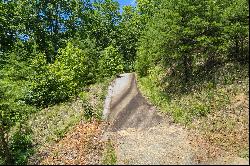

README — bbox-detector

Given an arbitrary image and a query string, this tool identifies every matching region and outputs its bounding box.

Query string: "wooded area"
[0,0,249,164]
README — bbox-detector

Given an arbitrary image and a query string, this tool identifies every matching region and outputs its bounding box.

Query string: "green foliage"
[0,1,20,52]
[102,140,117,165]
[0,50,36,164]
[98,45,125,79]
[25,52,70,107]
[116,5,141,71]
[83,103,94,121]
[0,124,34,165]
[1,0,249,163]
[0,82,32,132]
[26,39,98,107]
[222,0,249,61]
[80,0,121,50]
[56,40,98,86]
[135,0,249,85]
[9,125,34,165]
[138,61,248,126]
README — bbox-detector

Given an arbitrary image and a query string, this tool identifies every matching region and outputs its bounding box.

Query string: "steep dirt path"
[102,73,249,165]
[102,73,197,165]
[106,73,163,131]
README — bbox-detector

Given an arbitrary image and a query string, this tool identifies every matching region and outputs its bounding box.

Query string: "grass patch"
[239,147,249,159]
[137,62,249,157]
[28,101,85,146]
[102,140,117,165]
[27,76,114,164]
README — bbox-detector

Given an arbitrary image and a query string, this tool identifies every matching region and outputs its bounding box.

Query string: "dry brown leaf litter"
[40,119,107,165]
[188,92,249,163]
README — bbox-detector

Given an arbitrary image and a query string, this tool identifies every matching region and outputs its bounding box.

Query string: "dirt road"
[102,73,249,165]
[102,73,196,164]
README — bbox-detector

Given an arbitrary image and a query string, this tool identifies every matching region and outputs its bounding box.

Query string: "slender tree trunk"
[240,36,244,61]
[0,127,12,165]
[235,37,239,60]
[184,54,188,84]
[211,54,216,87]
[183,54,192,90]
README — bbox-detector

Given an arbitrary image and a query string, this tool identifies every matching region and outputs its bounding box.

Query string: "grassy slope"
[137,62,249,159]
[27,77,114,164]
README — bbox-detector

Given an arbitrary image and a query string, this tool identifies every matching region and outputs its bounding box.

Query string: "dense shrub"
[98,45,125,79]
[26,40,99,107]
[135,0,249,82]
[0,75,35,165]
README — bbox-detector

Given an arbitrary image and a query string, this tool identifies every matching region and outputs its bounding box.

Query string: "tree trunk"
[184,54,188,84]
[0,127,12,165]
[183,54,192,90]
[240,36,244,61]
[235,37,239,60]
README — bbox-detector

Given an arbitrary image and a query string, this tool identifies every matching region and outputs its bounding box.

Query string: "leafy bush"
[9,125,34,165]
[25,53,71,107]
[98,45,125,79]
[0,71,35,165]
[55,39,98,86]
[26,40,98,107]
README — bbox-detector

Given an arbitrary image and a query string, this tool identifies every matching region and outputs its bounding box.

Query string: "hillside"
[0,0,248,165]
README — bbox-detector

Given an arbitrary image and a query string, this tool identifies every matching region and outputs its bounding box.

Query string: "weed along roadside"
[27,78,114,164]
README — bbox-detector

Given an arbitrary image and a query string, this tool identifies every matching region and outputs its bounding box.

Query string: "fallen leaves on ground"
[188,92,249,163]
[40,119,107,165]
